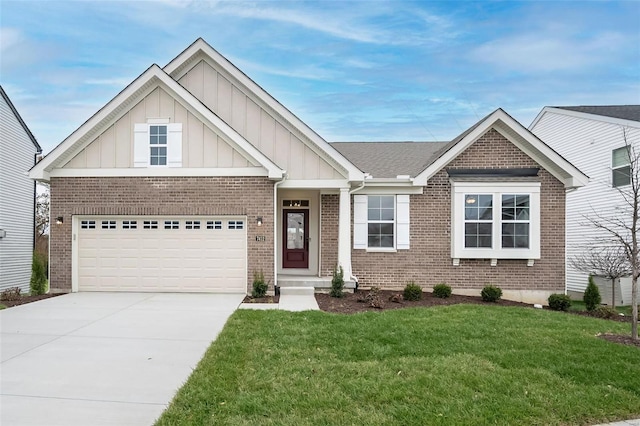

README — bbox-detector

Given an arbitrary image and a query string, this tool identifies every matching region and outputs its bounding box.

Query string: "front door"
[283,209,309,268]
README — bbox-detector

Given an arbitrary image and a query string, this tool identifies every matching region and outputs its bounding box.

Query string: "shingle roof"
[331,141,448,178]
[556,105,640,122]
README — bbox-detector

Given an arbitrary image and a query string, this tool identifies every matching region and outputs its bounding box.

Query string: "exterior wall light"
[256,217,263,226]
[56,216,64,225]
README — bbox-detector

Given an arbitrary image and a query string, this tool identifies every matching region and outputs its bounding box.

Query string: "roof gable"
[0,86,41,153]
[164,38,363,182]
[414,109,588,189]
[530,106,640,129]
[29,65,284,180]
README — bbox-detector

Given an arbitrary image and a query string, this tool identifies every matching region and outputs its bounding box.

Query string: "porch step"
[279,286,315,296]
[278,275,357,291]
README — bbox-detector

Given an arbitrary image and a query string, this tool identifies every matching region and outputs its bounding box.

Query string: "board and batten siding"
[178,59,344,180]
[531,111,640,296]
[0,94,37,292]
[63,87,255,169]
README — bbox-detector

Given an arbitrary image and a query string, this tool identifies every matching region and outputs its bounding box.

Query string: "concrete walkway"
[596,420,640,426]
[0,292,244,426]
[239,287,319,311]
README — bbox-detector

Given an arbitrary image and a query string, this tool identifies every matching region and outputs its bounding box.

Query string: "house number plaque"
[255,235,266,242]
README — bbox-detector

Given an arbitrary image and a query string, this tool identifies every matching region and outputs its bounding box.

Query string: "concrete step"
[279,286,315,296]
[278,276,356,290]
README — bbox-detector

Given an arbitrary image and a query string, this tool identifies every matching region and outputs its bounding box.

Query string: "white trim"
[413,109,588,189]
[353,194,368,249]
[147,118,170,124]
[451,181,541,260]
[163,39,364,182]
[71,215,79,292]
[530,107,640,130]
[49,167,270,178]
[356,186,423,195]
[338,188,352,277]
[396,194,410,250]
[279,179,350,189]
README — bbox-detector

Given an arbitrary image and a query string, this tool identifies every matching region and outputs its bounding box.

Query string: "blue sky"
[2,0,639,154]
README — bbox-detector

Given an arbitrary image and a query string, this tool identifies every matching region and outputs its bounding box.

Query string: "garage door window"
[186,220,201,229]
[164,220,179,230]
[207,220,222,230]
[122,220,137,229]
[101,220,116,230]
[81,220,96,229]
[228,220,244,230]
[144,220,158,229]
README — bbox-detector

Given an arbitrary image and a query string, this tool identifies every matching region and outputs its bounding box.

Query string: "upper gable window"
[134,122,182,168]
[612,146,631,187]
[149,125,167,166]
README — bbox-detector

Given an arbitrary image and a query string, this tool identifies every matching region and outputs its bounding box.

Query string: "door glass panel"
[287,212,305,249]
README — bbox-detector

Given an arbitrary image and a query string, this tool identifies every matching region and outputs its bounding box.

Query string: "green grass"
[0,304,5,310]
[156,305,640,426]
[570,300,634,316]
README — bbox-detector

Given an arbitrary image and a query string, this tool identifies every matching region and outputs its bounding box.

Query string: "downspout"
[273,172,287,295]
[347,179,367,288]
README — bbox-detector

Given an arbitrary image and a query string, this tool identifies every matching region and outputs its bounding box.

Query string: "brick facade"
[320,194,339,276]
[350,129,566,294]
[50,176,274,293]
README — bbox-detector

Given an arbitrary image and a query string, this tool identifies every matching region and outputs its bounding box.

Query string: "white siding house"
[530,106,640,305]
[0,86,41,292]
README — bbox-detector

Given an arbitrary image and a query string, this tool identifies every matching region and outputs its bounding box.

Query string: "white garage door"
[77,216,247,293]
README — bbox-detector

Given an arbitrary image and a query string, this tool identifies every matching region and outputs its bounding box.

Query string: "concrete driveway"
[0,292,244,426]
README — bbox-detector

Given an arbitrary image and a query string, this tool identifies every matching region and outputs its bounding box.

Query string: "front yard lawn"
[156,305,640,425]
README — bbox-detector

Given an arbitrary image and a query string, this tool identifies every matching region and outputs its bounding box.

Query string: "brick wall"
[50,176,274,293]
[351,129,566,293]
[320,194,339,276]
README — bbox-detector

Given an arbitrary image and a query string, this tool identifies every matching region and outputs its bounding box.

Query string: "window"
[207,220,222,230]
[143,220,158,229]
[612,146,631,187]
[464,194,493,248]
[101,220,116,230]
[164,220,179,230]
[228,220,244,230]
[81,220,96,229]
[149,125,167,166]
[122,220,137,229]
[367,195,395,248]
[185,220,200,230]
[354,194,410,250]
[452,182,540,260]
[282,200,310,207]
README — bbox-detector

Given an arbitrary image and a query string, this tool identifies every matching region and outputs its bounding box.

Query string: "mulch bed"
[1,293,64,308]
[598,333,640,348]
[315,290,531,314]
[242,295,280,304]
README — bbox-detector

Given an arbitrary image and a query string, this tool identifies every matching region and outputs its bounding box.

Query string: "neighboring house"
[530,106,640,305]
[0,86,42,292]
[29,39,587,304]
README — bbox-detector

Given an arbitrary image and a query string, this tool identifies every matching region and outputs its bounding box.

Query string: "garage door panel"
[78,216,246,293]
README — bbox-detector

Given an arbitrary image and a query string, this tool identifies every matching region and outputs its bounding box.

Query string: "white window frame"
[612,146,631,188]
[353,194,410,251]
[451,181,540,260]
[149,125,168,166]
[367,195,396,250]
[134,121,182,168]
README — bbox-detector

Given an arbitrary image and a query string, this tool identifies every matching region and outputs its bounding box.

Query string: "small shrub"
[593,306,617,319]
[357,287,383,308]
[432,283,452,299]
[30,252,47,295]
[583,275,602,311]
[1,287,22,301]
[481,285,502,302]
[251,271,267,298]
[330,266,345,298]
[388,293,403,303]
[403,282,422,301]
[548,293,572,311]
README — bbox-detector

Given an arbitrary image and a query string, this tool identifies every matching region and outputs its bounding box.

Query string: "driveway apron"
[0,292,243,426]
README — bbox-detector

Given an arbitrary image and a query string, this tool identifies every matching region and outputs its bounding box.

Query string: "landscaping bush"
[481,285,502,302]
[548,293,572,311]
[403,282,422,301]
[357,286,383,308]
[30,252,47,295]
[330,265,345,298]
[1,287,21,301]
[584,275,602,311]
[432,283,452,299]
[251,271,268,298]
[593,306,617,319]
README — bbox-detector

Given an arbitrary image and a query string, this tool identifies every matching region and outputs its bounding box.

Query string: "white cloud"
[0,27,22,52]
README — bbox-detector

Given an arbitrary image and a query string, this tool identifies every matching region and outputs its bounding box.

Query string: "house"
[530,106,640,305]
[29,39,587,304]
[0,86,42,293]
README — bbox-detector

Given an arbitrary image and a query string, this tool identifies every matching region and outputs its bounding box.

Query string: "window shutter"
[133,124,148,167]
[396,194,410,249]
[353,194,368,249]
[167,123,182,167]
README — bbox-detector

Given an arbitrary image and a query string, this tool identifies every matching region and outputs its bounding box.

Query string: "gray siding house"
[0,86,42,292]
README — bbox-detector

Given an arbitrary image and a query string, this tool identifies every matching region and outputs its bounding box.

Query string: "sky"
[1,0,639,154]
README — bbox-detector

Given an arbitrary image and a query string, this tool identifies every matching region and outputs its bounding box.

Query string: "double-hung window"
[149,125,167,166]
[354,194,410,251]
[133,122,182,167]
[612,146,631,187]
[452,182,540,260]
